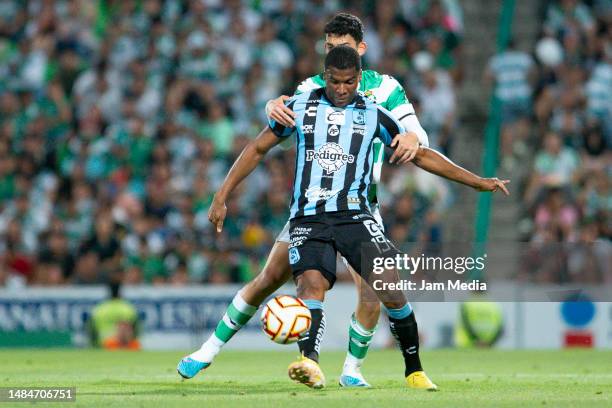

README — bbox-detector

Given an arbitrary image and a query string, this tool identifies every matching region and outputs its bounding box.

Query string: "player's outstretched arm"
[412,147,510,195]
[208,126,283,232]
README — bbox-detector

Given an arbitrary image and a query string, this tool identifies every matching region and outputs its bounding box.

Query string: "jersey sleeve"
[384,75,417,123]
[376,105,405,145]
[295,74,325,95]
[383,75,430,147]
[268,99,297,138]
[383,75,410,111]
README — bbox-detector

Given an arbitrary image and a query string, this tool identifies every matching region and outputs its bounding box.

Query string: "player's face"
[324,67,362,107]
[324,34,367,56]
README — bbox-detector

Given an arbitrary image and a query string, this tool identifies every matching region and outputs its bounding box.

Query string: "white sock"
[342,314,375,375]
[190,334,224,363]
[343,353,364,374]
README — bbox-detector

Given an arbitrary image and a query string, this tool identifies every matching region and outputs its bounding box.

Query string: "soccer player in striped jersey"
[277,46,434,388]
[203,46,508,389]
[266,13,431,387]
[177,13,506,389]
[178,13,427,388]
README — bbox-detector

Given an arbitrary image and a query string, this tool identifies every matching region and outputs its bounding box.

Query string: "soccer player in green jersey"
[179,13,459,389]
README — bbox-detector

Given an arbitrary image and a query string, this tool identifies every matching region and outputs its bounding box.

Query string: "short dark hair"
[324,45,362,71]
[324,13,364,43]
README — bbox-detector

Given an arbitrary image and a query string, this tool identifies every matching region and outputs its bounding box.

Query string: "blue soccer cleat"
[177,357,211,379]
[339,372,371,388]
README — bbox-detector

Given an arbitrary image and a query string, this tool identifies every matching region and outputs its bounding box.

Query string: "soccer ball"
[261,295,311,344]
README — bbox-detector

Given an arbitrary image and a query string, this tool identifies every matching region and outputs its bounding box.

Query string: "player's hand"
[476,178,511,195]
[208,196,227,233]
[389,132,420,164]
[266,95,296,127]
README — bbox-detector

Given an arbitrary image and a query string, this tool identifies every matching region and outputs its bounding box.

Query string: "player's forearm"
[215,128,275,202]
[413,147,485,190]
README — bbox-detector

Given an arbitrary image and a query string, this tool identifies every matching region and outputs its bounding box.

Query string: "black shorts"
[288,210,400,288]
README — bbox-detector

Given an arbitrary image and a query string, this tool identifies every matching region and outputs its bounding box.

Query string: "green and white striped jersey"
[488,51,534,103]
[296,70,412,113]
[295,70,415,202]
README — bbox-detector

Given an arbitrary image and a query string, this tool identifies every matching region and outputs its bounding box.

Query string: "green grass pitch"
[0,349,610,407]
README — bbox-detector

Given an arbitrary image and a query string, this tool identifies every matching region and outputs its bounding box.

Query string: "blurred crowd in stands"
[0,0,462,287]
[485,0,610,282]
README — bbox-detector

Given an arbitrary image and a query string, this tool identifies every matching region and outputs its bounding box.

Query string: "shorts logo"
[305,187,339,203]
[353,110,366,125]
[306,142,355,175]
[289,226,311,248]
[289,247,300,264]
[326,107,345,125]
[363,219,393,254]
[305,106,318,117]
[301,124,314,134]
[328,124,340,137]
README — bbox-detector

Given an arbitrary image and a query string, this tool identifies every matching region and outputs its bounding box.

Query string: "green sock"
[214,292,258,342]
[193,292,258,363]
[344,314,376,371]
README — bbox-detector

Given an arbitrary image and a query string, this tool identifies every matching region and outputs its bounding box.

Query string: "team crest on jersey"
[306,142,355,175]
[325,107,345,125]
[363,89,376,102]
[353,110,366,125]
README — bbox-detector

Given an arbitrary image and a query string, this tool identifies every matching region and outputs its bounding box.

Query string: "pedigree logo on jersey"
[306,142,355,175]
